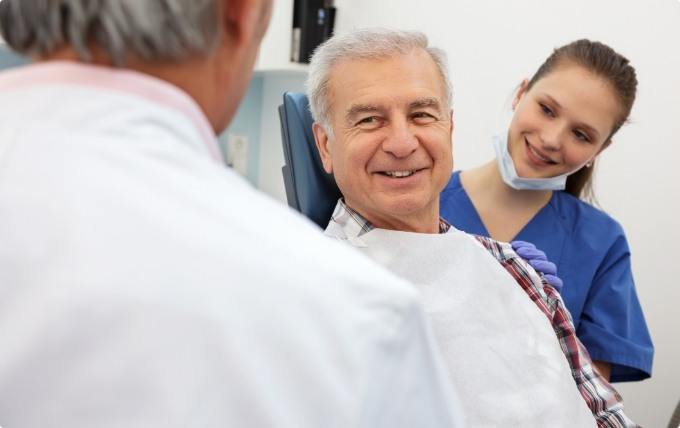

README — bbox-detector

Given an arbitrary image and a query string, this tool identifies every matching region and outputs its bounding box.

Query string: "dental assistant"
[440,39,653,382]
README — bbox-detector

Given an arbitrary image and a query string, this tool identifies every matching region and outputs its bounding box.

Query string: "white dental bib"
[353,227,595,428]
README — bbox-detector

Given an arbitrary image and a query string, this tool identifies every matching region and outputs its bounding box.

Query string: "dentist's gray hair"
[0,0,220,66]
[306,28,453,135]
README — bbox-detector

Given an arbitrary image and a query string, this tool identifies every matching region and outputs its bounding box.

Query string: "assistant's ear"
[313,122,334,174]
[587,139,613,167]
[512,79,530,111]
[598,139,613,155]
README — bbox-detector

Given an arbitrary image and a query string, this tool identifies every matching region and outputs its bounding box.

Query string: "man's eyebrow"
[344,98,444,123]
[345,104,382,122]
[409,97,443,112]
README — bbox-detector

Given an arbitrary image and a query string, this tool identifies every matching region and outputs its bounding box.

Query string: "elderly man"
[309,28,636,428]
[0,3,463,428]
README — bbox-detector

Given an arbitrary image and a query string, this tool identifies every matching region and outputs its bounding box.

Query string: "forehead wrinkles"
[327,55,448,120]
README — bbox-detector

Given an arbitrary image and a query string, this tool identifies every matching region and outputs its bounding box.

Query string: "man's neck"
[347,202,441,234]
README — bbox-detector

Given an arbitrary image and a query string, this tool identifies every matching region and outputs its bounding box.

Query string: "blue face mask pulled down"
[492,133,570,191]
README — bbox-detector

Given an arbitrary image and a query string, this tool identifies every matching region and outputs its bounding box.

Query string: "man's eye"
[539,103,554,117]
[356,116,379,126]
[412,112,436,122]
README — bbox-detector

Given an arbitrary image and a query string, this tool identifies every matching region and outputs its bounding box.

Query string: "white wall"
[257,0,295,71]
[329,0,680,426]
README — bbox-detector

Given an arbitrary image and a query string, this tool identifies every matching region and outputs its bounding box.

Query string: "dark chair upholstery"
[669,398,680,428]
[278,92,341,229]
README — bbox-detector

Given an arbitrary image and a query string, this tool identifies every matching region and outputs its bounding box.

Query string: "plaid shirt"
[328,200,637,428]
[330,199,452,237]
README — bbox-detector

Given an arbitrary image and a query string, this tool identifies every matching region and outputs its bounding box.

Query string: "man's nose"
[382,119,418,158]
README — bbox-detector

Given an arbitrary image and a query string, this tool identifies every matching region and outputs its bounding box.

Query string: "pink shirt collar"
[0,61,224,163]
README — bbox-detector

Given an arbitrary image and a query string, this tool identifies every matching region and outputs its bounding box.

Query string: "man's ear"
[512,79,530,111]
[221,0,270,47]
[448,109,456,168]
[449,108,455,140]
[313,122,334,174]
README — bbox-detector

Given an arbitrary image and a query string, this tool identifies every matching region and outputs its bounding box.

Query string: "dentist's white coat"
[0,62,462,428]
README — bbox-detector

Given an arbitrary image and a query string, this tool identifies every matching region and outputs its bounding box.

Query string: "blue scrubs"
[440,171,654,382]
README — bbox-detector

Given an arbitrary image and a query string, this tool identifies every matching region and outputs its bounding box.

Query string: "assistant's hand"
[511,240,564,292]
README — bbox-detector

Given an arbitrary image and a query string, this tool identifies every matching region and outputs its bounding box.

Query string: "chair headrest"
[279,92,342,229]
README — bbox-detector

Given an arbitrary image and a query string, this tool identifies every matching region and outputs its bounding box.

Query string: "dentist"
[0,1,461,427]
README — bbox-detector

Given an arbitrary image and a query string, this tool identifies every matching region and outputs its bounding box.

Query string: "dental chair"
[278,92,340,229]
[670,398,680,428]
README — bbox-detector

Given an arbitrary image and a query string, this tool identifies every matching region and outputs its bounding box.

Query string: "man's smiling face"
[313,49,453,232]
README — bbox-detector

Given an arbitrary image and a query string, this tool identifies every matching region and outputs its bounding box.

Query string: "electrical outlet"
[226,134,249,177]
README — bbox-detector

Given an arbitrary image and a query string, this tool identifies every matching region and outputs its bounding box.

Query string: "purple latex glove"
[511,240,564,292]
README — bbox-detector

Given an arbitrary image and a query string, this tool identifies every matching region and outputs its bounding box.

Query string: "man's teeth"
[384,170,416,178]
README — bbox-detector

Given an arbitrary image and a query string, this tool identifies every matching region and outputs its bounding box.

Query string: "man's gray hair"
[0,0,220,66]
[306,28,453,134]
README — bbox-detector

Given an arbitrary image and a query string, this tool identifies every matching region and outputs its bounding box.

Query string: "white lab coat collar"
[0,60,223,163]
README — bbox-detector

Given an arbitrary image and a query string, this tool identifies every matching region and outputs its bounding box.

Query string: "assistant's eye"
[573,129,591,143]
[539,103,555,118]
